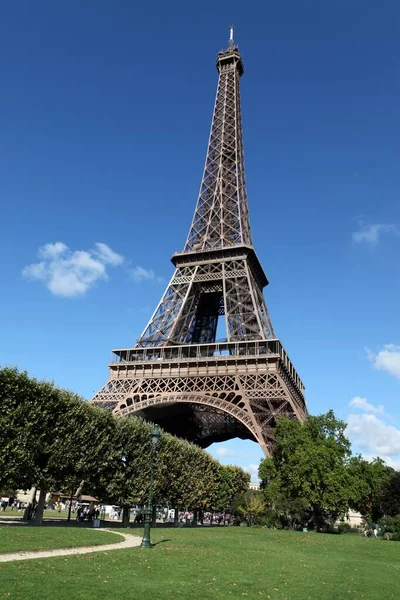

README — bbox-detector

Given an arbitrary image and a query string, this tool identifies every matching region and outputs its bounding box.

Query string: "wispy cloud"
[129,266,156,282]
[360,454,400,471]
[244,463,260,481]
[352,222,399,245]
[93,242,124,266]
[367,344,400,380]
[22,242,124,297]
[215,446,251,459]
[347,413,400,457]
[128,266,164,284]
[348,396,384,415]
[347,388,400,467]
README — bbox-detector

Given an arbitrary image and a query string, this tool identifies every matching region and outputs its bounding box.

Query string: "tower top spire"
[229,24,234,49]
[184,27,247,253]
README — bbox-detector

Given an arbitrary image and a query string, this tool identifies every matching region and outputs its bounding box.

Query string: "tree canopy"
[259,411,355,528]
[0,367,250,522]
[3,367,399,530]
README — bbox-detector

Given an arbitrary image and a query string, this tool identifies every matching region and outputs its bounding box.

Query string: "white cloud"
[38,242,68,260]
[352,223,399,245]
[244,463,260,481]
[347,413,400,457]
[367,344,400,380]
[215,446,250,459]
[361,454,400,471]
[22,242,124,298]
[380,456,400,470]
[129,266,156,283]
[215,446,234,457]
[93,242,124,266]
[348,396,384,414]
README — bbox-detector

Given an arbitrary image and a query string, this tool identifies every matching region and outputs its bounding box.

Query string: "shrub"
[337,522,352,534]
[378,515,400,541]
[258,510,283,529]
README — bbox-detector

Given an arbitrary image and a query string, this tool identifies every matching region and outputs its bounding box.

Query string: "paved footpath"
[0,530,142,563]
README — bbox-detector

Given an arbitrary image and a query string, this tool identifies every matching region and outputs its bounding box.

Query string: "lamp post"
[140,424,161,548]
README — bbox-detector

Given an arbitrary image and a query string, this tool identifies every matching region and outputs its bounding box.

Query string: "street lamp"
[140,424,161,548]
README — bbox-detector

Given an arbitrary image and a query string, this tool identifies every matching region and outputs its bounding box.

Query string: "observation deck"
[109,339,305,404]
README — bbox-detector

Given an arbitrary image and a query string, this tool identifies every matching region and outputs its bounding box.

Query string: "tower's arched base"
[91,340,307,456]
[119,400,257,448]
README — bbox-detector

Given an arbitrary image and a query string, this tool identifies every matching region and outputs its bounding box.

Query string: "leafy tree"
[0,367,60,493]
[155,434,195,513]
[381,470,400,517]
[271,496,309,530]
[46,394,117,496]
[236,491,265,526]
[213,465,250,512]
[259,411,353,529]
[259,458,309,528]
[0,367,121,522]
[0,366,72,522]
[0,366,254,527]
[89,416,155,526]
[179,444,220,512]
[156,435,221,518]
[378,514,400,541]
[348,456,394,522]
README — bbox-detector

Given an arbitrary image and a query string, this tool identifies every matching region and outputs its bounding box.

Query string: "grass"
[0,527,121,553]
[43,509,71,520]
[0,527,399,599]
[0,508,72,520]
[0,508,121,521]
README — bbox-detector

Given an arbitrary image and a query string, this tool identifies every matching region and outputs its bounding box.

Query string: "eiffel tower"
[91,28,307,455]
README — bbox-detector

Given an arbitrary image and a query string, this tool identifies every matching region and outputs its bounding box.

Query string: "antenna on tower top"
[229,25,234,48]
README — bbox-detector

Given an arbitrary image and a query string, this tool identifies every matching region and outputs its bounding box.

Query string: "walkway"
[0,529,142,563]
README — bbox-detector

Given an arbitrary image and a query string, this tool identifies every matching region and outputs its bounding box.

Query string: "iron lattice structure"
[91,30,307,455]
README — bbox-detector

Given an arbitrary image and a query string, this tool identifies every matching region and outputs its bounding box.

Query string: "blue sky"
[1,1,400,479]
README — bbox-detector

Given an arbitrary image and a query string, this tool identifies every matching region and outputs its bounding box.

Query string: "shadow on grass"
[0,517,230,533]
[151,538,172,546]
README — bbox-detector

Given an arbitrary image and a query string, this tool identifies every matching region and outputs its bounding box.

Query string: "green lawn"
[0,508,72,520]
[42,509,71,520]
[0,527,121,553]
[0,527,398,599]
[0,508,122,521]
[42,510,121,521]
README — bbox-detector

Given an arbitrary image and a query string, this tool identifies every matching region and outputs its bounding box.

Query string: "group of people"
[76,504,100,522]
[363,527,379,538]
[159,509,232,526]
[1,499,26,512]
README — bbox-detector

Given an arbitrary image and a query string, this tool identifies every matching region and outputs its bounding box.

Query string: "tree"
[184,445,220,512]
[213,465,250,512]
[348,456,394,522]
[381,471,400,517]
[0,367,120,523]
[1,366,255,527]
[214,465,250,511]
[236,491,265,526]
[0,367,61,493]
[155,435,196,515]
[95,416,159,526]
[46,393,117,498]
[0,366,71,522]
[259,411,353,529]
